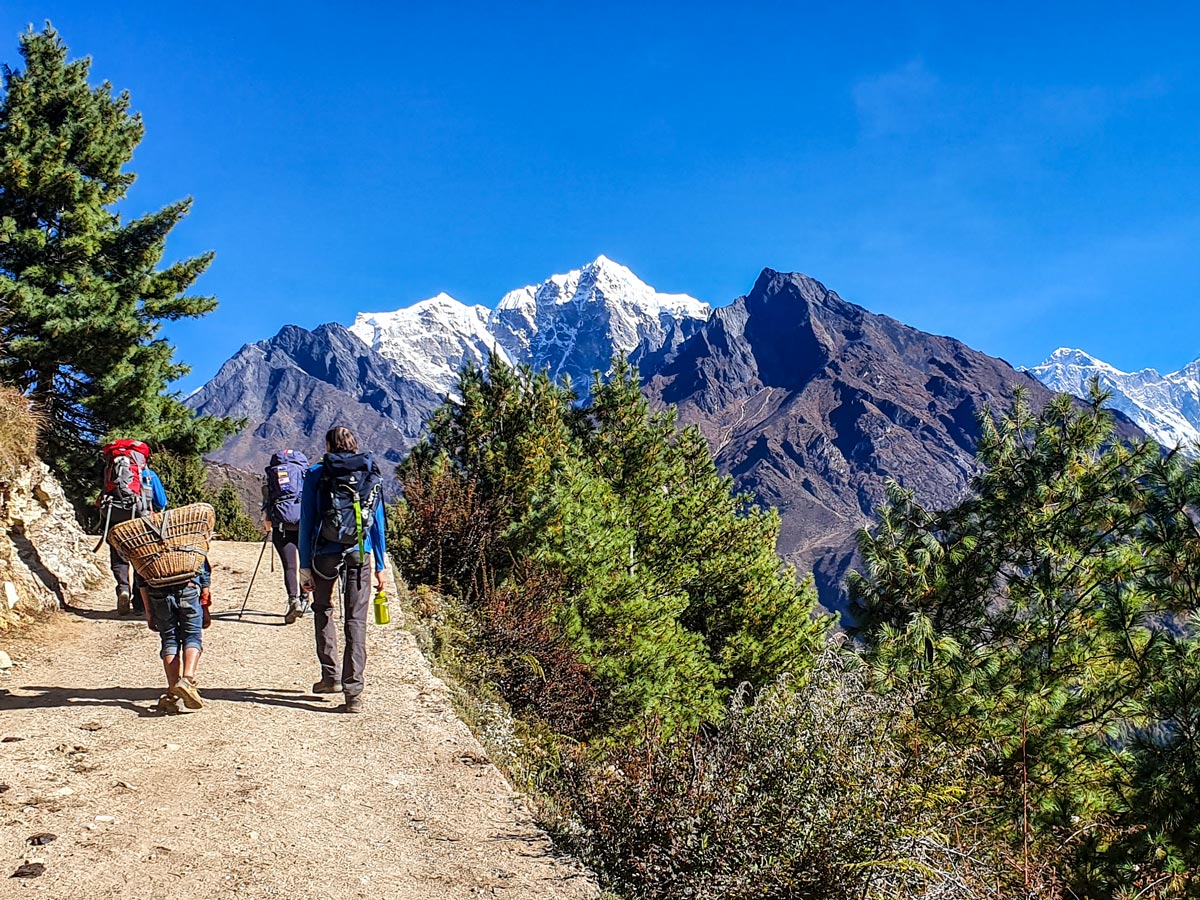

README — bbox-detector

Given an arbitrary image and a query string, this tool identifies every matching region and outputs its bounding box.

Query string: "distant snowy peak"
[352,256,710,395]
[490,255,710,383]
[350,293,511,396]
[1030,348,1200,453]
[498,254,709,320]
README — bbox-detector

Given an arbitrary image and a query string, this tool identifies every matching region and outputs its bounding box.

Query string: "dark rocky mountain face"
[192,269,1141,618]
[642,269,1139,617]
[187,323,443,479]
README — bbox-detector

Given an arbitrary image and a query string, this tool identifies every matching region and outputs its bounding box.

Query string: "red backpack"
[101,439,152,515]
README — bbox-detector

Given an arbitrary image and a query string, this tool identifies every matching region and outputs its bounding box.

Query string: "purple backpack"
[265,449,309,529]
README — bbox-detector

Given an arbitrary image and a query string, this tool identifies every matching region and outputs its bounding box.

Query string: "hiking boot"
[155,692,181,714]
[284,597,301,625]
[312,677,343,694]
[343,695,364,714]
[171,676,204,710]
[117,589,131,616]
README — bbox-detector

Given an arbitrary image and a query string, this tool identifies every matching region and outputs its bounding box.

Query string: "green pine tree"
[396,355,830,738]
[850,382,1200,894]
[0,25,239,507]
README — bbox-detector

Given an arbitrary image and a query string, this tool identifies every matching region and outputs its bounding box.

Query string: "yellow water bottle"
[373,589,390,626]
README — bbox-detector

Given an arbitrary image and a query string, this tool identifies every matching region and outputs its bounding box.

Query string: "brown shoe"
[155,693,181,714]
[343,695,364,714]
[312,678,343,694]
[171,676,204,710]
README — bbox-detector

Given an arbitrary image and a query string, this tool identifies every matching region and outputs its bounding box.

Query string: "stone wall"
[0,461,104,631]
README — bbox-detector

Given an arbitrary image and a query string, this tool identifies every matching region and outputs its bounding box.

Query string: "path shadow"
[0,685,161,717]
[8,525,67,608]
[210,609,289,628]
[66,606,130,622]
[202,688,337,712]
[0,686,340,715]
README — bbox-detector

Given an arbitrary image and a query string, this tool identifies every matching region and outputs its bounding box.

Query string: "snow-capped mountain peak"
[1030,348,1200,453]
[350,293,511,396]
[351,256,712,397]
[489,256,710,383]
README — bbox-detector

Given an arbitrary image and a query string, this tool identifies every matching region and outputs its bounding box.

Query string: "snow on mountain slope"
[350,293,512,396]
[351,256,710,396]
[489,255,709,385]
[1030,347,1200,452]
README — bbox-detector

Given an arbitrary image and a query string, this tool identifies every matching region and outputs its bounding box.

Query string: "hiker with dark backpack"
[298,426,388,714]
[96,440,168,615]
[262,449,311,623]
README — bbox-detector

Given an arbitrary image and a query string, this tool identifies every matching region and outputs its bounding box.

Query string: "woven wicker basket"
[107,503,215,587]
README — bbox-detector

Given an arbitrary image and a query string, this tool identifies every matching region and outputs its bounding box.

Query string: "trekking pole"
[237,533,271,621]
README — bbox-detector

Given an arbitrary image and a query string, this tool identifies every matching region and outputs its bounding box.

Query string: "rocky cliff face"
[188,323,443,478]
[0,461,104,630]
[643,269,1138,616]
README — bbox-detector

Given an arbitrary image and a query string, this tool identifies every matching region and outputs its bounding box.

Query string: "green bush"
[211,481,261,541]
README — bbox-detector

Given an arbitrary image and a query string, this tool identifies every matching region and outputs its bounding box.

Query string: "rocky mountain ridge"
[189,256,709,480]
[642,269,1076,612]
[190,262,1144,612]
[187,322,442,473]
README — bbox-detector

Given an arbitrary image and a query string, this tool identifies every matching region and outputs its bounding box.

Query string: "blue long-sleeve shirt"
[142,468,168,512]
[298,462,387,572]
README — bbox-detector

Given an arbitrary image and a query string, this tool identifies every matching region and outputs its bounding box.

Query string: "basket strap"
[145,507,170,545]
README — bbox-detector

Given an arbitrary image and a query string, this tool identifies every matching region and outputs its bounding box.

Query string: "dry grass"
[0,382,40,479]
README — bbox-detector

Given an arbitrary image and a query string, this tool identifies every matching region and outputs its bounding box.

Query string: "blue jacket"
[143,468,168,512]
[298,462,387,572]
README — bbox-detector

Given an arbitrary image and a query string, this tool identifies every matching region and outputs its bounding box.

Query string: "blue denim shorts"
[149,582,203,659]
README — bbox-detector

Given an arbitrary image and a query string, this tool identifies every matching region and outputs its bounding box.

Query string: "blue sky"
[4,2,1199,391]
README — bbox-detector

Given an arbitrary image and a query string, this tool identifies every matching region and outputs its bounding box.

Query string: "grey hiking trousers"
[310,556,371,699]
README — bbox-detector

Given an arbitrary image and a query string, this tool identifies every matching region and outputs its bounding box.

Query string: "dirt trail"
[0,541,599,899]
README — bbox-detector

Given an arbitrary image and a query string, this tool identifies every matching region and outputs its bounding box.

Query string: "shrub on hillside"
[0,382,41,478]
[477,562,601,738]
[211,481,261,541]
[546,653,1006,900]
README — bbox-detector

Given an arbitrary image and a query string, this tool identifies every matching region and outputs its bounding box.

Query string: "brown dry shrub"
[546,653,1018,900]
[393,456,506,601]
[478,562,600,739]
[0,383,40,479]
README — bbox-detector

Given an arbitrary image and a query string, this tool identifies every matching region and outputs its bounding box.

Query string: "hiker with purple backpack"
[262,449,311,624]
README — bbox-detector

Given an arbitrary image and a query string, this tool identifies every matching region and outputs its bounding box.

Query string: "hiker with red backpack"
[96,440,168,615]
[262,449,311,624]
[298,426,388,714]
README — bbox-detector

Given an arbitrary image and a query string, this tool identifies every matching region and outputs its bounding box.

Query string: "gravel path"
[0,541,599,899]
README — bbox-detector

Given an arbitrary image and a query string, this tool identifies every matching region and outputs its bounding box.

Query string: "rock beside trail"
[0,461,104,630]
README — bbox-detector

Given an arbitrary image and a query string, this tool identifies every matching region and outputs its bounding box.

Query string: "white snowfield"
[1030,347,1200,454]
[350,293,512,397]
[349,255,710,395]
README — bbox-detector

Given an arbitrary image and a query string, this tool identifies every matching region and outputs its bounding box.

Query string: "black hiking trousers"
[271,525,302,599]
[106,506,145,612]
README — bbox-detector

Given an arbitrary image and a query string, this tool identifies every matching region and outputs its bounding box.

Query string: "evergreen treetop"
[0,25,238,505]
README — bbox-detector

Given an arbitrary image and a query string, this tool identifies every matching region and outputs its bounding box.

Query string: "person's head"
[325,426,359,454]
